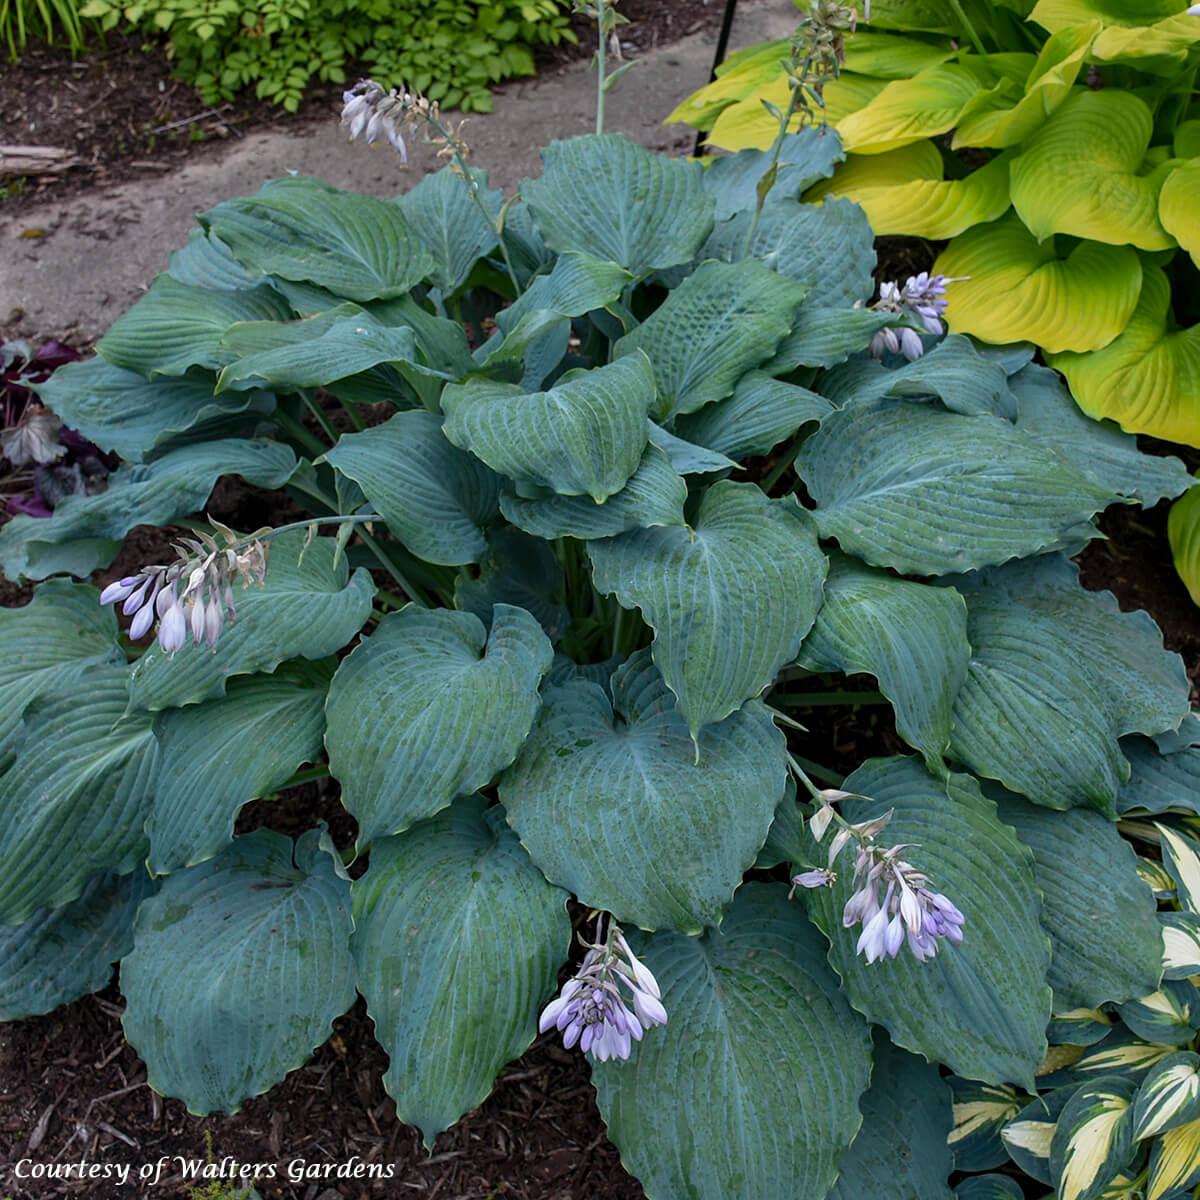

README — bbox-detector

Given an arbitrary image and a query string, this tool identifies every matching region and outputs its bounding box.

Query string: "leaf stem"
[273,407,328,458]
[277,764,331,789]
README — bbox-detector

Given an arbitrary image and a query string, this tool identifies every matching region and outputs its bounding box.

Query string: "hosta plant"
[0,96,1198,1198]
[669,0,1200,449]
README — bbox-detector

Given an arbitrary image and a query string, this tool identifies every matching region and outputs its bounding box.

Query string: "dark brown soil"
[0,0,727,218]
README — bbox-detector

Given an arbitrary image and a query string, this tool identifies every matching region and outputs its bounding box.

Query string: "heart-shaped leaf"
[1159,160,1200,266]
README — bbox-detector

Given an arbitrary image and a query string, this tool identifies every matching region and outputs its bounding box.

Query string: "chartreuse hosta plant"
[670,0,1200,451]
[2,75,1200,1198]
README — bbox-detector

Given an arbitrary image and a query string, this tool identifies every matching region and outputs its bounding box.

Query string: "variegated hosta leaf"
[807,144,1011,240]
[441,352,655,502]
[121,829,356,1115]
[499,445,687,542]
[1161,913,1200,981]
[145,662,331,876]
[1170,479,1200,604]
[795,553,969,772]
[1008,364,1195,506]
[321,409,502,567]
[591,884,873,1200]
[1003,1088,1079,1186]
[0,579,123,750]
[671,371,831,461]
[701,197,875,309]
[952,23,1099,149]
[795,397,1114,576]
[0,438,297,581]
[36,357,275,463]
[1046,264,1200,446]
[934,213,1143,353]
[500,651,788,933]
[1147,1114,1200,1200]
[1132,1053,1200,1141]
[394,165,502,293]
[948,1078,1023,1172]
[588,482,827,737]
[1117,982,1199,1048]
[827,1033,954,1199]
[1159,161,1200,267]
[1009,90,1172,250]
[995,794,1162,1008]
[1049,1009,1117,1047]
[794,757,1052,1087]
[199,175,436,300]
[325,604,553,848]
[351,796,570,1146]
[613,259,809,420]
[0,667,158,924]
[1049,1078,1136,1200]
[1140,858,1180,900]
[953,1175,1025,1200]
[1157,825,1200,914]
[1045,1031,1176,1089]
[95,274,292,378]
[520,133,714,276]
[0,870,156,1021]
[127,530,375,711]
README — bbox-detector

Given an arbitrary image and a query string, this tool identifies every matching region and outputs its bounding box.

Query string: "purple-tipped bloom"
[869,272,953,362]
[341,80,414,161]
[791,867,837,890]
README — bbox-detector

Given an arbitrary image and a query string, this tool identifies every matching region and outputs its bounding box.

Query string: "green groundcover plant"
[3,13,1200,1193]
[76,0,572,112]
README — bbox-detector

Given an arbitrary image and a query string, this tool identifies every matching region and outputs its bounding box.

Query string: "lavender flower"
[869,272,954,361]
[1189,3,1200,14]
[340,80,446,162]
[539,919,667,1063]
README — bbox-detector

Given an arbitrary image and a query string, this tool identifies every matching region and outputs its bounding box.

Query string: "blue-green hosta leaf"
[950,595,1128,813]
[0,438,297,581]
[520,134,714,277]
[1157,825,1200,916]
[819,334,1015,418]
[120,828,356,1114]
[797,758,1051,1086]
[442,353,654,502]
[326,605,552,848]
[613,259,808,421]
[645,422,736,475]
[146,662,331,876]
[591,883,872,1200]
[827,1034,954,1200]
[948,1078,1023,1172]
[322,410,501,567]
[167,228,259,291]
[453,527,570,642]
[588,482,826,736]
[701,127,845,221]
[672,371,832,461]
[499,445,687,541]
[1050,1077,1137,1200]
[394,165,501,292]
[1117,982,1198,1048]
[762,305,899,374]
[127,530,374,711]
[500,652,788,933]
[215,306,422,392]
[36,358,275,463]
[1009,364,1195,505]
[1133,1053,1200,1141]
[0,579,123,750]
[199,175,435,300]
[954,1176,1025,1200]
[995,794,1162,1008]
[1161,913,1200,981]
[1147,1114,1200,1200]
[0,668,158,924]
[0,870,156,1021]
[95,275,292,377]
[796,554,969,771]
[475,252,632,371]
[795,398,1113,576]
[351,795,570,1146]
[702,196,875,308]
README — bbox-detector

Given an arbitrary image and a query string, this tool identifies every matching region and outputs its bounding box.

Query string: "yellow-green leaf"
[1169,479,1200,607]
[1047,266,1200,445]
[1030,0,1200,72]
[952,23,1100,149]
[1009,89,1173,250]
[842,29,959,79]
[1159,161,1200,267]
[664,38,788,131]
[1175,121,1200,159]
[934,213,1142,352]
[806,144,1011,239]
[1148,1115,1200,1200]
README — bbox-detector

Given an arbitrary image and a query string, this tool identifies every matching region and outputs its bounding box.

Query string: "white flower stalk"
[539,917,667,1062]
[868,272,955,361]
[100,518,267,655]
